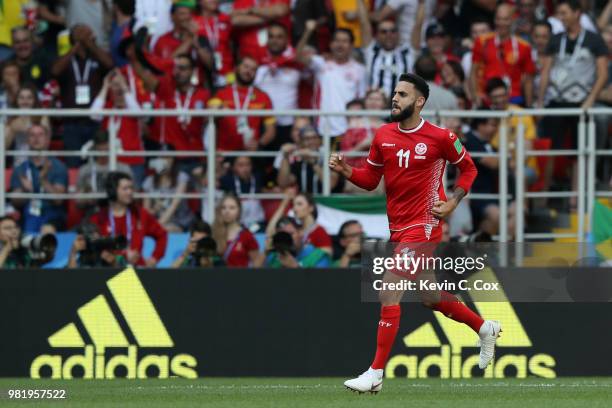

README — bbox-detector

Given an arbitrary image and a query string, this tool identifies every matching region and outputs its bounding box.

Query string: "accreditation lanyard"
[232,84,254,112]
[109,208,132,244]
[71,58,93,85]
[223,228,243,261]
[202,16,220,49]
[234,176,256,196]
[559,30,586,67]
[126,65,137,96]
[175,87,195,126]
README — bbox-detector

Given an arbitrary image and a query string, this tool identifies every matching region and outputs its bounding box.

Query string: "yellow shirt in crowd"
[0,0,27,46]
[491,104,538,174]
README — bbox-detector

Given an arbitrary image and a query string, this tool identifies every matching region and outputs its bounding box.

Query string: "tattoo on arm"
[452,188,466,204]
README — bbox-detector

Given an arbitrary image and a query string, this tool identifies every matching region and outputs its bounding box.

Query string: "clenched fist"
[329,153,352,178]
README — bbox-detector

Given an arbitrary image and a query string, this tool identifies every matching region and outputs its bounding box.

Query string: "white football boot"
[478,320,502,369]
[344,367,383,394]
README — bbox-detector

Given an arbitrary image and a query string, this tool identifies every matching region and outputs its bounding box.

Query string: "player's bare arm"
[431,187,467,219]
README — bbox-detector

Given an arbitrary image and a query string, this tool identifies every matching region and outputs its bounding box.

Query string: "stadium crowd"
[0,0,610,268]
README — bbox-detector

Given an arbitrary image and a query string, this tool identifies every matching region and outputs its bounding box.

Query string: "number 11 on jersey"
[396,149,410,168]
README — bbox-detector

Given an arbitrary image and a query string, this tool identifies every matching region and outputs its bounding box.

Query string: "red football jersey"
[366,119,468,234]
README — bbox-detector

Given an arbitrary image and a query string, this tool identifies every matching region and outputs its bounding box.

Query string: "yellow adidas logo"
[30,268,197,379]
[386,268,557,379]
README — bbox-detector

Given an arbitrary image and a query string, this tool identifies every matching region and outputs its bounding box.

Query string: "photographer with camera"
[172,218,224,268]
[68,223,128,268]
[89,171,168,267]
[0,216,58,268]
[265,216,331,268]
[0,216,26,268]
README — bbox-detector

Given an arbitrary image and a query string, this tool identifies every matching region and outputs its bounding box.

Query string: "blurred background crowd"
[0,0,610,268]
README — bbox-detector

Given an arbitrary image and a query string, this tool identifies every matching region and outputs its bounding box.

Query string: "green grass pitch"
[1,378,611,407]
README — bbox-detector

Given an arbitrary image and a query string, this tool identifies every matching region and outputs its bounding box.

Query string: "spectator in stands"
[255,22,302,150]
[138,54,210,172]
[292,192,332,255]
[515,0,539,42]
[76,130,133,217]
[291,0,329,49]
[470,3,536,107]
[110,0,135,67]
[231,0,290,62]
[537,0,608,201]
[0,61,20,107]
[37,1,67,57]
[296,20,366,138]
[0,1,29,61]
[357,0,414,100]
[464,114,507,237]
[209,55,276,151]
[91,171,168,266]
[143,153,195,233]
[219,156,266,229]
[333,219,363,267]
[486,77,538,187]
[277,125,344,193]
[90,69,146,185]
[411,1,461,79]
[415,54,459,111]
[10,124,68,234]
[5,84,51,167]
[331,0,365,49]
[152,1,214,87]
[65,0,113,51]
[211,193,262,267]
[370,0,435,47]
[460,18,492,83]
[192,161,224,223]
[172,217,225,267]
[265,216,331,267]
[340,90,386,168]
[595,24,612,182]
[0,215,25,268]
[531,20,553,99]
[194,0,235,87]
[440,60,466,92]
[51,24,114,167]
[10,26,53,90]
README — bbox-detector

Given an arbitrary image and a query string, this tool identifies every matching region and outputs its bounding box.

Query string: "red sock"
[371,305,401,369]
[431,291,484,333]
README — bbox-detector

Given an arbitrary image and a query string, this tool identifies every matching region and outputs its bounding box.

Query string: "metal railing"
[0,107,610,244]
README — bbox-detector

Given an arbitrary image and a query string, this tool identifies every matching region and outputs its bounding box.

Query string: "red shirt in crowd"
[120,65,152,107]
[194,12,234,76]
[472,33,536,100]
[100,99,145,165]
[302,224,332,249]
[223,227,259,267]
[152,76,210,151]
[91,205,168,265]
[209,83,274,151]
[232,0,291,62]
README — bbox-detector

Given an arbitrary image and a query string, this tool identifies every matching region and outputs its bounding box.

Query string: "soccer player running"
[329,73,501,393]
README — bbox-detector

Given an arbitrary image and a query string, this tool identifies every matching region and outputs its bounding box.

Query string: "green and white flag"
[592,199,612,261]
[314,196,390,239]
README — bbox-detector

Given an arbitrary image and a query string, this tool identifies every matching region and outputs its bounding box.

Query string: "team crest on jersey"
[415,143,427,155]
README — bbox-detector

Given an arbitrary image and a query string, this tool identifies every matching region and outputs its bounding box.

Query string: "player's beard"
[390,101,416,122]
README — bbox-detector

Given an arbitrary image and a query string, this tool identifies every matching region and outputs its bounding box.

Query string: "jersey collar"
[397,118,425,133]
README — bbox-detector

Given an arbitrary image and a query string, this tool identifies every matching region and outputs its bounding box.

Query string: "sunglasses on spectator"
[175,64,192,71]
[379,28,397,34]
